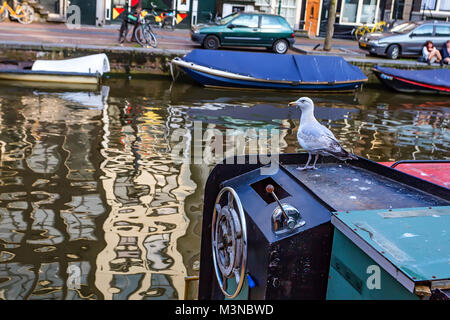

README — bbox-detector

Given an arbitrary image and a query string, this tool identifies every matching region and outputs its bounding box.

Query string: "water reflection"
[94,89,193,300]
[0,85,107,300]
[0,78,448,300]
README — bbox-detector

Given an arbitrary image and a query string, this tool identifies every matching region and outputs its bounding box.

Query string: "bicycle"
[118,10,157,48]
[146,2,176,31]
[352,20,386,41]
[0,0,34,24]
[135,11,158,47]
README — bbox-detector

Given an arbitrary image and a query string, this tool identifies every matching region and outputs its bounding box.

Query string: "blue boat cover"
[183,50,367,83]
[374,66,450,88]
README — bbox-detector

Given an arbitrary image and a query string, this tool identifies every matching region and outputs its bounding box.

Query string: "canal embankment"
[0,40,446,83]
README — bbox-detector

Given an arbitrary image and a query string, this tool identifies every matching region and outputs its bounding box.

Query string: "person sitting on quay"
[442,40,450,65]
[421,41,443,66]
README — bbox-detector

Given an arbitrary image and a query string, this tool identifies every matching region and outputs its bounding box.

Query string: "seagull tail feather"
[327,148,358,161]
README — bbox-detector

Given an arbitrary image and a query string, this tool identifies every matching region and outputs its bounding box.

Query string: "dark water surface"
[0,79,448,299]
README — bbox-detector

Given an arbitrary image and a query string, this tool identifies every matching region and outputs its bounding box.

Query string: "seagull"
[289,97,357,170]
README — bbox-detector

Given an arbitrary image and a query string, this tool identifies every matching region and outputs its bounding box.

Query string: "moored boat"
[0,54,110,84]
[198,153,450,300]
[379,160,450,188]
[171,50,368,92]
[373,65,450,95]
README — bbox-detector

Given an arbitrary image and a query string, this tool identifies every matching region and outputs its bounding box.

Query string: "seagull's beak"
[288,101,297,107]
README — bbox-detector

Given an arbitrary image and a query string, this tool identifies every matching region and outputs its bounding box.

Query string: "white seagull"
[289,97,357,170]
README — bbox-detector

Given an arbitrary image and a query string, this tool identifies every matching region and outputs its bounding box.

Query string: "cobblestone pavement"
[0,21,361,53]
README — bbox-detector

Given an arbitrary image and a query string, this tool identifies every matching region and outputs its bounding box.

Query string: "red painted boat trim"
[392,75,450,92]
[379,162,450,188]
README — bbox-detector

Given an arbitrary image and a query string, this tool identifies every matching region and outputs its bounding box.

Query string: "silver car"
[359,21,450,59]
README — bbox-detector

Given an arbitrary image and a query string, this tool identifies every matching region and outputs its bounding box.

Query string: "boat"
[196,153,450,300]
[379,160,450,188]
[0,54,110,84]
[372,65,450,95]
[171,50,368,92]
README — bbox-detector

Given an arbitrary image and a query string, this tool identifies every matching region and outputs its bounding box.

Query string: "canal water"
[0,78,448,300]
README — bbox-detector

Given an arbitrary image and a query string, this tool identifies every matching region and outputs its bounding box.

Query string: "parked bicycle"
[145,2,176,31]
[0,0,34,24]
[135,10,158,47]
[118,9,157,48]
[352,20,386,41]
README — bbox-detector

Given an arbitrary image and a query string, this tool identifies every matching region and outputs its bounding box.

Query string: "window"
[393,0,405,20]
[342,0,359,23]
[411,25,433,36]
[232,6,245,13]
[360,0,377,23]
[421,0,450,11]
[440,0,450,11]
[435,25,450,36]
[261,15,282,28]
[341,0,380,24]
[220,12,239,25]
[421,0,437,10]
[231,15,259,28]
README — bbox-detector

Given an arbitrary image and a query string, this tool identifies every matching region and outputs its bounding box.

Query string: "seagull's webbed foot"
[296,153,312,171]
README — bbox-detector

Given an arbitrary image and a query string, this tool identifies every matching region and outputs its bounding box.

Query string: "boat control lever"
[266,184,305,234]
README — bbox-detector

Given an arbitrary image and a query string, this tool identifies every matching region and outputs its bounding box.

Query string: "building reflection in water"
[0,85,110,299]
[94,87,195,300]
[0,79,448,300]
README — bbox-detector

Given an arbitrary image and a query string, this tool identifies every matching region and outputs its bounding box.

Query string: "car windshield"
[219,12,239,25]
[391,22,417,33]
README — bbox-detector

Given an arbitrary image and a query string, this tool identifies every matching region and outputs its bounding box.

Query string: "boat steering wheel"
[212,187,247,299]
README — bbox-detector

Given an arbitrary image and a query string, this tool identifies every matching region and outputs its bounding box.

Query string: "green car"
[191,12,295,54]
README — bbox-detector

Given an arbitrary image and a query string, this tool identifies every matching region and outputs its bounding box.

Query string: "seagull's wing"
[298,123,356,160]
[320,124,338,141]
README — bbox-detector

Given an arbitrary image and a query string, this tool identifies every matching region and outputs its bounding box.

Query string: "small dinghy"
[0,54,110,84]
[373,65,450,95]
[171,50,367,92]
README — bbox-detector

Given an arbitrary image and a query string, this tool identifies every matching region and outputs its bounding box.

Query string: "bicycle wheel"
[0,8,8,22]
[134,25,147,46]
[354,26,368,41]
[146,26,158,47]
[16,5,34,24]
[375,22,386,32]
[135,25,158,47]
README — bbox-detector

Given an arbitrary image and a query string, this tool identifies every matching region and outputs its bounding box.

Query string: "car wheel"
[203,35,220,50]
[386,45,400,60]
[273,39,289,54]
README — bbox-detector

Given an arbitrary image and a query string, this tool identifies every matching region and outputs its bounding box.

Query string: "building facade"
[248,0,449,38]
[31,0,450,32]
[32,0,217,27]
[410,0,450,21]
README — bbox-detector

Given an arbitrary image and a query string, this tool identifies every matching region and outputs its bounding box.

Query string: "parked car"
[191,12,295,54]
[358,21,450,59]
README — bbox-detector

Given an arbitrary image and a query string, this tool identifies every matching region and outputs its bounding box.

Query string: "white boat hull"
[0,72,99,84]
